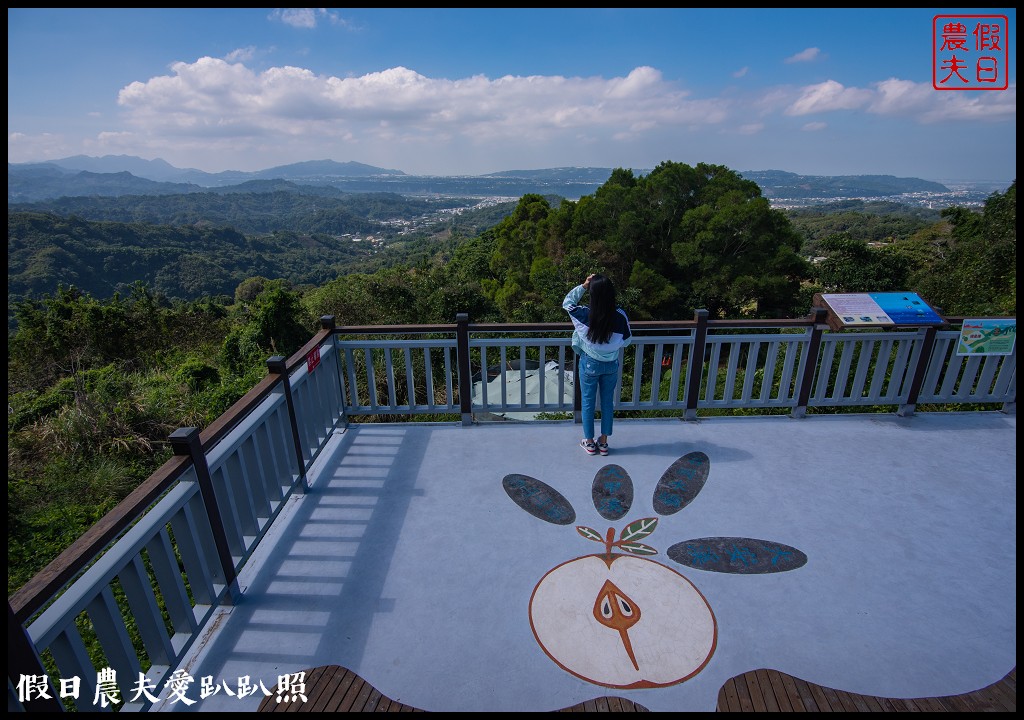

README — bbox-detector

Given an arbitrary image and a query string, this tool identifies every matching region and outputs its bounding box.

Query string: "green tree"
[812,234,912,292]
[911,182,1016,315]
[667,163,811,317]
[220,281,310,374]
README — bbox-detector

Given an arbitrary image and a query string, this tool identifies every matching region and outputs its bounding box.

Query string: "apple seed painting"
[502,452,807,689]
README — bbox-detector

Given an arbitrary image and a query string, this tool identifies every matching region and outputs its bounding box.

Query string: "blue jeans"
[579,353,619,440]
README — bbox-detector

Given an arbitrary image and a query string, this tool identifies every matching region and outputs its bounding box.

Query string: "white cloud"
[225,46,257,63]
[269,8,348,29]
[24,55,1005,175]
[733,67,749,78]
[921,84,1017,123]
[871,78,1017,123]
[115,58,730,152]
[781,76,1016,125]
[786,80,872,115]
[784,47,820,64]
[8,131,70,162]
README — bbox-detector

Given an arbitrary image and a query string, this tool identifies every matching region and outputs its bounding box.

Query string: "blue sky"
[7,8,1017,182]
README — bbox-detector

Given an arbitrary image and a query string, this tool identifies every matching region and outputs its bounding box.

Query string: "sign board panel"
[306,346,321,373]
[815,292,945,330]
[956,319,1017,356]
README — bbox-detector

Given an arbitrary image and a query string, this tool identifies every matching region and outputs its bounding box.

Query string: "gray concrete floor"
[152,411,1017,712]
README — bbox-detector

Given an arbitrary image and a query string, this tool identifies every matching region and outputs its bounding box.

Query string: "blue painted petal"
[592,464,633,520]
[653,452,710,516]
[502,473,576,525]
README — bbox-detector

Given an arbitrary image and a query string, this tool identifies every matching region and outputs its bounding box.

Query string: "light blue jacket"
[562,284,632,362]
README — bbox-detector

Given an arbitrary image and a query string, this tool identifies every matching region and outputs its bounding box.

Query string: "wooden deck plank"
[913,696,949,712]
[816,682,846,711]
[719,677,740,712]
[743,671,769,712]
[835,688,863,712]
[753,669,781,712]
[791,677,822,711]
[932,695,961,712]
[762,670,794,712]
[301,665,340,712]
[858,693,886,712]
[351,676,376,711]
[980,677,1016,712]
[779,671,808,711]
[336,677,368,712]
[363,687,383,712]
[991,676,1017,712]
[325,671,362,712]
[312,667,354,712]
[872,696,897,712]
[802,680,835,712]
[843,690,874,713]
[892,697,923,711]
[942,688,982,712]
[734,670,755,712]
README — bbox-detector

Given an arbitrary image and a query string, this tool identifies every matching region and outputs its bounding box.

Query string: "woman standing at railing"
[563,273,632,456]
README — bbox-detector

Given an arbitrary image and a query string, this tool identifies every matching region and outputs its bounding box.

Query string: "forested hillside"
[788,201,942,256]
[8,186,471,233]
[7,161,1016,596]
[7,214,373,303]
[7,194,524,328]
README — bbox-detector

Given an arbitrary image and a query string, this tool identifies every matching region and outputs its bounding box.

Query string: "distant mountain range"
[7,155,1005,206]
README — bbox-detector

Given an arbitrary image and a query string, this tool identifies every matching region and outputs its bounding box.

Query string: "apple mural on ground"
[502,452,807,689]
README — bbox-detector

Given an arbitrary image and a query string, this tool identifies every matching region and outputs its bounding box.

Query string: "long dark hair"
[586,274,617,344]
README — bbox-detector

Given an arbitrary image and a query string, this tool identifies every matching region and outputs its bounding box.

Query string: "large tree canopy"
[480,161,813,320]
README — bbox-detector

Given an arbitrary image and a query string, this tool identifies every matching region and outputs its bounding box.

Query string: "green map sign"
[957,319,1017,356]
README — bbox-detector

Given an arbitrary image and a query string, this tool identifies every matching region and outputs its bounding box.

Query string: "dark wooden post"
[456,313,473,426]
[168,428,240,604]
[684,310,709,421]
[898,325,938,417]
[267,356,308,493]
[792,307,828,418]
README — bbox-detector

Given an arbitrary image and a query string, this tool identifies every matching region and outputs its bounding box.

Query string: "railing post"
[456,313,473,426]
[898,325,938,417]
[321,315,348,430]
[267,356,309,493]
[1002,343,1016,415]
[168,427,240,604]
[684,309,709,421]
[9,602,64,712]
[792,308,828,418]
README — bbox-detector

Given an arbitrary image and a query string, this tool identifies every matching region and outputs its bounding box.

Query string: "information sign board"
[815,292,945,330]
[957,319,1016,356]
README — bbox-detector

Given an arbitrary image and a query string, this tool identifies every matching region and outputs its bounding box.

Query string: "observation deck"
[9,312,1016,712]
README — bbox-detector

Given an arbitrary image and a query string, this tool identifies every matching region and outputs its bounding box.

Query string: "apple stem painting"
[594,579,643,671]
